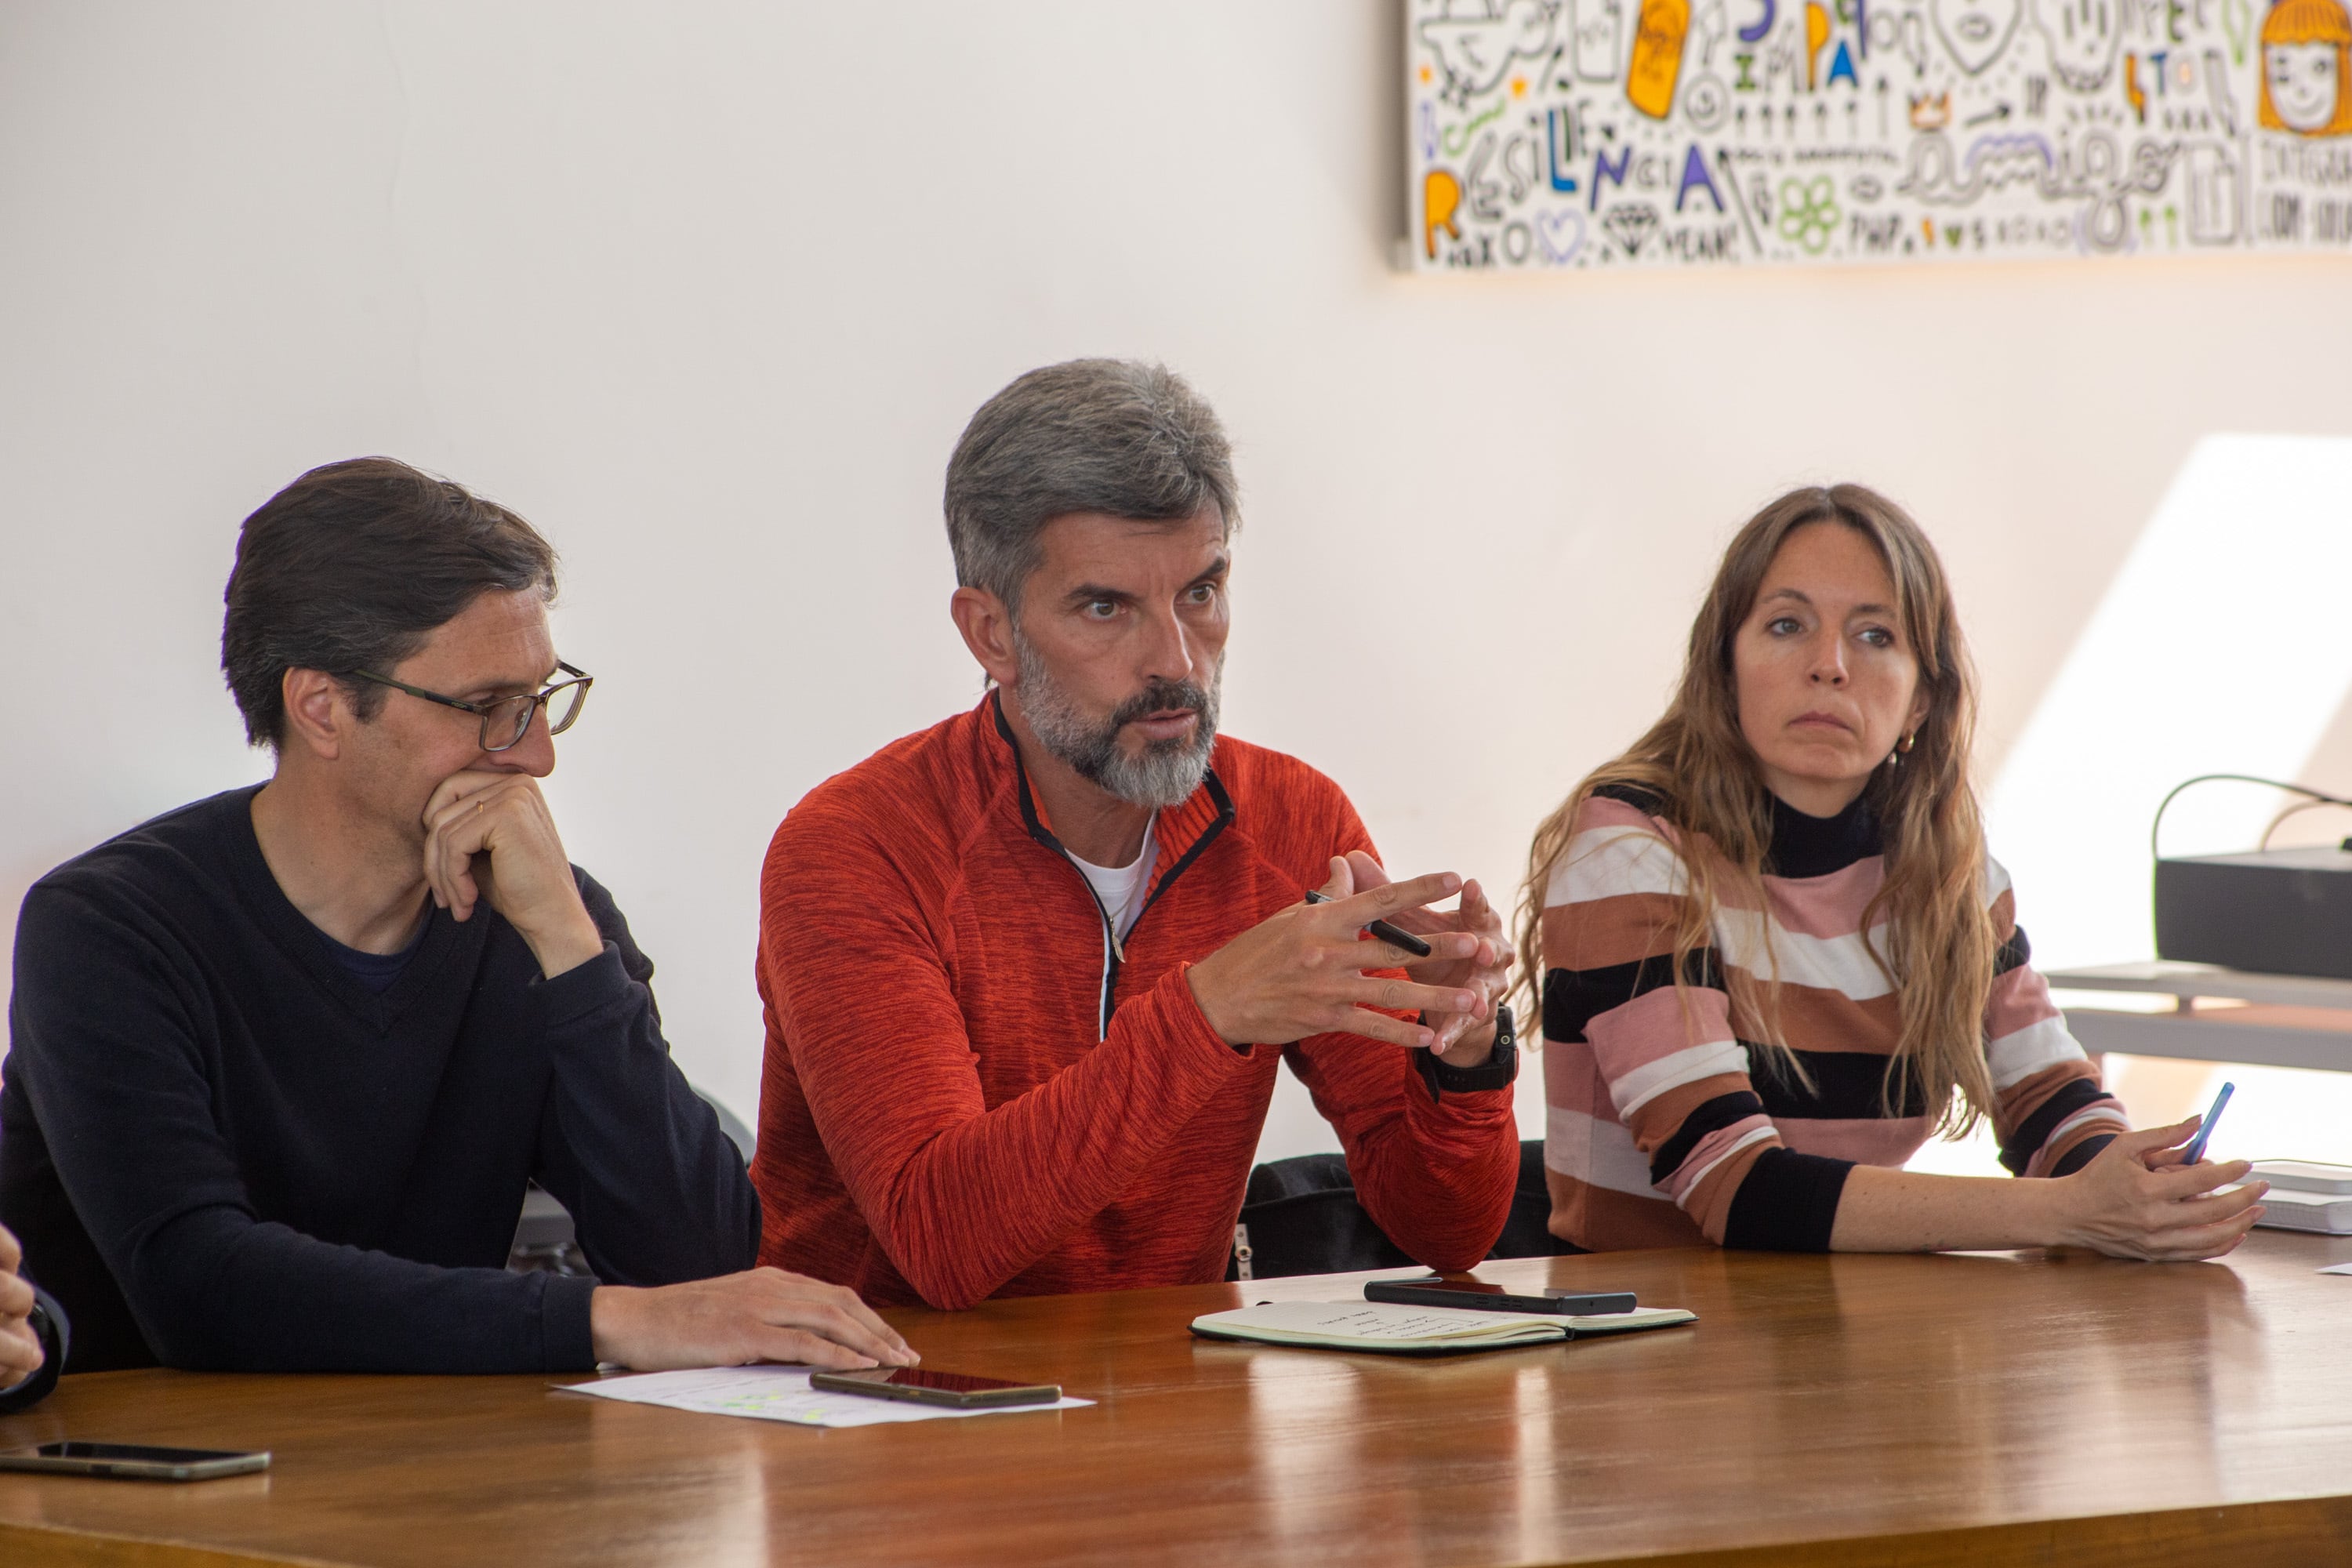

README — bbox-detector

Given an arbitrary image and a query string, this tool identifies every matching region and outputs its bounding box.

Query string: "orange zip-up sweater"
[751,695,1519,1310]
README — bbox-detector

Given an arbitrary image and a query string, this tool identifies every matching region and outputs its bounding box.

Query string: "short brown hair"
[220,458,558,747]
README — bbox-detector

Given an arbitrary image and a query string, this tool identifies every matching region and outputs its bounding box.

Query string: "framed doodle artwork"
[1406,0,2352,267]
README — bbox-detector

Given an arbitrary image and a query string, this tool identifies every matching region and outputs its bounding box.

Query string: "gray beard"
[1011,633,1221,810]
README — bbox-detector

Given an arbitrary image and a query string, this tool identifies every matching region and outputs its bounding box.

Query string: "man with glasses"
[0,458,915,1377]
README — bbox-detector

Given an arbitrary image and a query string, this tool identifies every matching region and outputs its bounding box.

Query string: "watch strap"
[1416,1003,1518,1102]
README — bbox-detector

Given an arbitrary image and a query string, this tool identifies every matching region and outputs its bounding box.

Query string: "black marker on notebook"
[1303,889,1433,958]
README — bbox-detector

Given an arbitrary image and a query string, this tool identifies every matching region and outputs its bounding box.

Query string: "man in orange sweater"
[752,360,1519,1310]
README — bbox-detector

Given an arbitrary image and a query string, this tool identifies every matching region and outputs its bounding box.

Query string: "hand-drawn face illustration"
[2032,0,2121,89]
[1933,0,2023,72]
[1421,0,1561,103]
[2258,0,2352,133]
[2270,42,2342,125]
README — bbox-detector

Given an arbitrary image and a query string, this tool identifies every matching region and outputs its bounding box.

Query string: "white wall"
[4,2,2350,1163]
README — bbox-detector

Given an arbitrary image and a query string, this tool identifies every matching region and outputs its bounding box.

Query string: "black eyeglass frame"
[347,660,593,753]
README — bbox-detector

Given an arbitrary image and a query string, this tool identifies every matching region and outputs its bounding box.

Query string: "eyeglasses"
[348,661,593,753]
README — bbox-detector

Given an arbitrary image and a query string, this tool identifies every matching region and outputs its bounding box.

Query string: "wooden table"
[6,1232,2352,1567]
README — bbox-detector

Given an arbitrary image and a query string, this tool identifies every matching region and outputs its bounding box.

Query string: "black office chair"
[1224,1140,1579,1280]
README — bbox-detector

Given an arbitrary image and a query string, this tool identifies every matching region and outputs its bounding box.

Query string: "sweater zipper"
[1067,861,1127,1042]
[989,690,1235,1040]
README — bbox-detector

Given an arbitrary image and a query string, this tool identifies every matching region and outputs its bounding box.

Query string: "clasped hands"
[1187,851,1515,1066]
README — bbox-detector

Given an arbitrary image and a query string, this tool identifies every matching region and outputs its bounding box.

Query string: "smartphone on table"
[0,1441,270,1481]
[808,1367,1062,1408]
[1364,1276,1639,1316]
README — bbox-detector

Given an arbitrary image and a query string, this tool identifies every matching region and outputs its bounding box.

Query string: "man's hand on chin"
[419,771,604,978]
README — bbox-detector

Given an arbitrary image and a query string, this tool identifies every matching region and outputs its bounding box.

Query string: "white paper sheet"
[555,1366,1092,1428]
[2319,1261,2352,1276]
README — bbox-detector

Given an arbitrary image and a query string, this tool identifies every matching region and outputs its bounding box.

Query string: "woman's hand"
[2048,1119,2266,1261]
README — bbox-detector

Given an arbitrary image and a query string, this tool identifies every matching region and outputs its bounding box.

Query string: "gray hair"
[944,359,1240,608]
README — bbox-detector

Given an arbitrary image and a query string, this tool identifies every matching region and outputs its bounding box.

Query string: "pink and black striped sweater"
[1541,784,2127,1252]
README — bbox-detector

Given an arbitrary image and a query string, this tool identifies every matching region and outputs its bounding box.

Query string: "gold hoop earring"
[1897,732,1915,754]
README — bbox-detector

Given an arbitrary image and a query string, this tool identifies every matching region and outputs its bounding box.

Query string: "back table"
[5,1231,2352,1567]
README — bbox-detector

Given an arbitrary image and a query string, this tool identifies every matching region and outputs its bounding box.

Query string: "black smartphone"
[0,1441,270,1481]
[1364,1276,1639,1316]
[808,1367,1062,1409]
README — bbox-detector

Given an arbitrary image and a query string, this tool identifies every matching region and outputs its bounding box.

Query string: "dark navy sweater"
[0,786,758,1374]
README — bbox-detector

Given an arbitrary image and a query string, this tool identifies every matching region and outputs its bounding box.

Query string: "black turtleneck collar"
[1766,791,1881,879]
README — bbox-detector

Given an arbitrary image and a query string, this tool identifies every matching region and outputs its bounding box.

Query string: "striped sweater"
[1541,784,2126,1252]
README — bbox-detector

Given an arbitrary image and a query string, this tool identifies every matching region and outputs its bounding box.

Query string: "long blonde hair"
[1515,485,1996,1134]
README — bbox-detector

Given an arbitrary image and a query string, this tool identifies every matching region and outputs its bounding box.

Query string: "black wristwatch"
[1416,1004,1519,1102]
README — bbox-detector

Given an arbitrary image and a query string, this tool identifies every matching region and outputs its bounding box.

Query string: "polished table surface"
[6,1231,2352,1568]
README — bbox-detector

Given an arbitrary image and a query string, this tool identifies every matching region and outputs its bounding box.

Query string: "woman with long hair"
[1520,485,2265,1258]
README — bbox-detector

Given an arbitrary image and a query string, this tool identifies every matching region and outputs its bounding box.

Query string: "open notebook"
[1190,1299,1695,1356]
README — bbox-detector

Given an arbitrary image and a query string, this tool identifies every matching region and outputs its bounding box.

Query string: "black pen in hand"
[1303,889,1433,958]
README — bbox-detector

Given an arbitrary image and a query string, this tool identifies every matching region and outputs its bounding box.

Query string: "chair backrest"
[695,1087,756,1164]
[507,1081,748,1275]
[1225,1142,1577,1280]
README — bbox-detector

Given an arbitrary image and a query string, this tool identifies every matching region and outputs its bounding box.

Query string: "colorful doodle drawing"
[1536,206,1589,260]
[1693,0,1731,60]
[1675,143,1727,207]
[2205,47,2243,128]
[1777,176,1842,249]
[1898,129,2056,200]
[2226,0,2255,59]
[1425,168,1465,259]
[2032,0,2121,89]
[1900,9,1930,74]
[2183,142,2243,239]
[1601,201,1663,252]
[1571,0,1626,78]
[2259,0,2352,134]
[1465,132,1508,219]
[1420,0,1562,105]
[1932,0,2022,73]
[1628,0,1693,116]
[1404,0,2352,270]
[1683,71,1732,126]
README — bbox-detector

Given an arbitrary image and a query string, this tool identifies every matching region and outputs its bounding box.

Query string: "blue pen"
[2180,1080,2235,1165]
